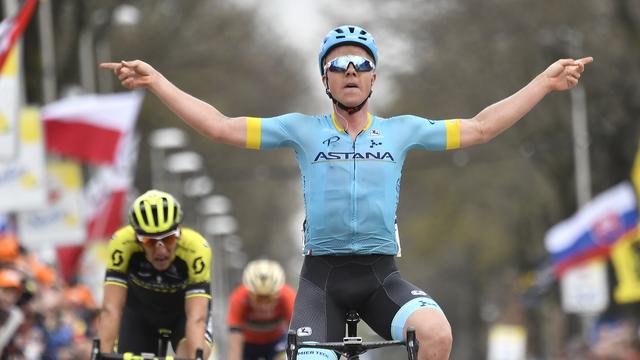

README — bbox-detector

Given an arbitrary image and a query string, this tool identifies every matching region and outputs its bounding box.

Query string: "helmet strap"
[324,80,372,115]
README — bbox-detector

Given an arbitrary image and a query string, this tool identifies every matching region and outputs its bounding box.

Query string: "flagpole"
[79,25,96,93]
[565,29,598,345]
[2,0,23,105]
[37,0,56,103]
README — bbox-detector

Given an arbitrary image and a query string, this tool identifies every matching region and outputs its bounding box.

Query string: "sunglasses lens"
[164,234,178,246]
[355,60,374,71]
[138,231,179,247]
[140,237,155,246]
[326,56,375,73]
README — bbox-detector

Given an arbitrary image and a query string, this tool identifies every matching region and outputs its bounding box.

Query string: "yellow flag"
[632,140,640,200]
[612,141,640,304]
[612,235,640,303]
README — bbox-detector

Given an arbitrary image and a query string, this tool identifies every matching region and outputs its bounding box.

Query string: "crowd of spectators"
[0,233,98,360]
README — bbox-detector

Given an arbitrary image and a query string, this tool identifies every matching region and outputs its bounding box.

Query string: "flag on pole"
[544,182,638,276]
[0,0,38,72]
[84,133,139,240]
[42,91,144,165]
[610,141,640,303]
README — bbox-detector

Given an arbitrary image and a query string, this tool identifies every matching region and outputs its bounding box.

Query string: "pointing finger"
[577,57,593,65]
[99,62,120,70]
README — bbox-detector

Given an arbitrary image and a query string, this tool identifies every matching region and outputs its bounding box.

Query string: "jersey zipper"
[351,128,366,249]
[352,136,357,247]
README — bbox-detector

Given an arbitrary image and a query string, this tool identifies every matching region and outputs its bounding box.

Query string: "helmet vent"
[348,26,355,33]
[358,36,368,41]
[151,205,160,225]
[360,30,367,35]
[336,35,345,39]
[335,28,344,34]
[129,190,183,236]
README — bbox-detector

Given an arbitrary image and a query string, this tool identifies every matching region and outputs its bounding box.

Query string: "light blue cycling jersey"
[246,113,460,255]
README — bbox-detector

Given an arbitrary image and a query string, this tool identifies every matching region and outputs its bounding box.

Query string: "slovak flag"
[544,182,638,277]
[42,92,144,165]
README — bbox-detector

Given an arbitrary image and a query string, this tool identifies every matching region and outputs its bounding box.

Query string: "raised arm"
[458,57,593,147]
[100,60,247,147]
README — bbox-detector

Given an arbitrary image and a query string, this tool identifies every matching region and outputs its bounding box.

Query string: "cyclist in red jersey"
[227,260,295,360]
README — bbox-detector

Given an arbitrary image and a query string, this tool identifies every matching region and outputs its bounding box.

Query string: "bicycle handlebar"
[286,327,419,360]
[95,354,200,360]
[299,339,404,351]
[90,338,204,360]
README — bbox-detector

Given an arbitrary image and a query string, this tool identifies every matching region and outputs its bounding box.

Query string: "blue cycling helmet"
[318,25,378,75]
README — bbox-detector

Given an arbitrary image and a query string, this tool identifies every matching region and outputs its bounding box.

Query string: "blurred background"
[0,0,639,359]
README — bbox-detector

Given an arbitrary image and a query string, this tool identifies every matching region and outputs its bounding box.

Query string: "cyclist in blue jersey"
[102,25,592,360]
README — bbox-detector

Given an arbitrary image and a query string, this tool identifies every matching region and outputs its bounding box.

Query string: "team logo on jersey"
[411,290,427,296]
[297,327,313,337]
[369,140,382,148]
[193,256,205,274]
[369,129,382,137]
[313,151,395,162]
[322,136,340,147]
[111,250,123,267]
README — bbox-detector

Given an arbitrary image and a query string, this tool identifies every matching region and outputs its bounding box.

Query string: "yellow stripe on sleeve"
[104,281,128,289]
[186,293,212,300]
[246,117,261,149]
[445,119,461,150]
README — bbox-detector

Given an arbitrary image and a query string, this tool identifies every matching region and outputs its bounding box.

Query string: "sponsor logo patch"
[297,327,313,337]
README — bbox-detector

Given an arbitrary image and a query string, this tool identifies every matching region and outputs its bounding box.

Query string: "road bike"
[90,329,205,360]
[286,310,419,360]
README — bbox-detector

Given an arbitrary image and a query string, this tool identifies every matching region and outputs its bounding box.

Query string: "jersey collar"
[331,112,373,133]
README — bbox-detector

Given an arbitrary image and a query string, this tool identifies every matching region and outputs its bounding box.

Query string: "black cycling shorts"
[117,294,213,354]
[289,255,435,342]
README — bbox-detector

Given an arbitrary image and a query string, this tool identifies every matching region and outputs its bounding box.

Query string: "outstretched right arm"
[100,60,247,147]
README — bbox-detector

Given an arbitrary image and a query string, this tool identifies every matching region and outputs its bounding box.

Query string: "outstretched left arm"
[459,57,593,148]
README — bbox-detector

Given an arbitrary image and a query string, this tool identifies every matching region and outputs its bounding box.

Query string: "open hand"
[99,60,157,90]
[543,57,593,91]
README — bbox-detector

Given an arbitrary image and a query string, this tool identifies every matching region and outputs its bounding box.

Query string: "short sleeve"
[104,226,139,287]
[396,115,461,151]
[182,228,211,298]
[245,113,307,149]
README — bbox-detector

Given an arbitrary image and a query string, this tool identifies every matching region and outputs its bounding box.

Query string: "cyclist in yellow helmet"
[97,190,213,358]
[102,24,592,360]
[227,260,295,360]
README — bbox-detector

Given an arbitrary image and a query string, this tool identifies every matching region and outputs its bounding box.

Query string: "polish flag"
[56,133,139,282]
[42,92,144,165]
[84,133,139,240]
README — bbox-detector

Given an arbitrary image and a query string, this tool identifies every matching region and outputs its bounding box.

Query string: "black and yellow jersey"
[104,225,212,313]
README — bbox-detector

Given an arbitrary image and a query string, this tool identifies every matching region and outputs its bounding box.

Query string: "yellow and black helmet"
[242,259,285,296]
[129,190,183,236]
